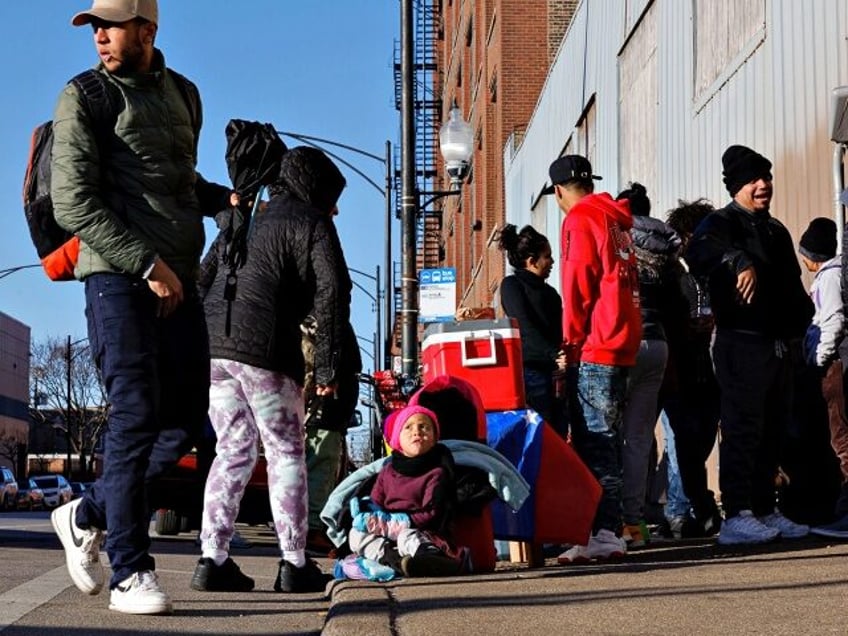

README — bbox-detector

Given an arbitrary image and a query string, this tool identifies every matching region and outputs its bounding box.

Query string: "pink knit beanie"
[384,405,440,452]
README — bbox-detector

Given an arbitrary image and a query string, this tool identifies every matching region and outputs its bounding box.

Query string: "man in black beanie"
[687,144,813,545]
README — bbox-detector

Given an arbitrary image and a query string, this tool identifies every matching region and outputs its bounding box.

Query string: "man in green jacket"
[49,0,230,615]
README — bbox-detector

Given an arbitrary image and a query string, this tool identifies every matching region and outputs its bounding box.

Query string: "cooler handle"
[461,332,497,367]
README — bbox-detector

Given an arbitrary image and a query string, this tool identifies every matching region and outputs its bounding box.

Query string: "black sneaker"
[379,546,404,574]
[400,551,463,578]
[190,557,255,592]
[273,559,331,593]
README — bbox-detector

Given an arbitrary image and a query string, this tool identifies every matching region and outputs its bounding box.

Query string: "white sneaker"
[557,529,626,564]
[109,570,173,615]
[717,510,780,545]
[759,510,809,539]
[51,498,104,595]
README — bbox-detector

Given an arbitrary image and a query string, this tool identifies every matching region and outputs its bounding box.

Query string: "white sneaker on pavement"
[109,570,173,615]
[717,510,780,545]
[759,510,809,539]
[557,528,626,564]
[51,498,104,595]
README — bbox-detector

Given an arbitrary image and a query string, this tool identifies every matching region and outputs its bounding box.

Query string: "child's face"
[398,414,436,457]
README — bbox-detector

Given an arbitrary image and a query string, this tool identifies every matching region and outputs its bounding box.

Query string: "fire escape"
[393,0,443,324]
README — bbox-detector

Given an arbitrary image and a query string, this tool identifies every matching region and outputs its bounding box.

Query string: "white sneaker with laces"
[51,498,104,595]
[717,510,780,545]
[557,528,627,564]
[759,510,809,539]
[109,570,173,615]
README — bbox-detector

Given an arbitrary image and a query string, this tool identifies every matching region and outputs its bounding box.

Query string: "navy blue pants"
[75,274,210,588]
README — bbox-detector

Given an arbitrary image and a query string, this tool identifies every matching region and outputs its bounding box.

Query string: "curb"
[323,579,395,636]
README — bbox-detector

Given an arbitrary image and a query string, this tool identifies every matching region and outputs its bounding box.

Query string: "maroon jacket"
[370,444,454,531]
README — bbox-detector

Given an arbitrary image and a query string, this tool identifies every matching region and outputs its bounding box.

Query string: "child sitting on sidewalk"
[348,405,469,577]
[798,217,848,538]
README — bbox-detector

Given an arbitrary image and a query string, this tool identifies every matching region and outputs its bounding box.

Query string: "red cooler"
[421,318,525,411]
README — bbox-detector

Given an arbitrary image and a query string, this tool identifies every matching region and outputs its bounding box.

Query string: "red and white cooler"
[421,318,525,411]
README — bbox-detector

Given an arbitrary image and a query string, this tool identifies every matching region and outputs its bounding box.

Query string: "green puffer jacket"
[51,50,205,281]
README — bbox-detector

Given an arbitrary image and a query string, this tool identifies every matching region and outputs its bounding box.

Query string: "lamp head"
[439,101,473,188]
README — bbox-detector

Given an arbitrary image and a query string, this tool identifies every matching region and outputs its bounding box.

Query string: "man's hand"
[736,266,757,304]
[316,384,337,397]
[147,258,184,317]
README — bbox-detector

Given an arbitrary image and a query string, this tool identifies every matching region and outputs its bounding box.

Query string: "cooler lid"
[422,318,518,338]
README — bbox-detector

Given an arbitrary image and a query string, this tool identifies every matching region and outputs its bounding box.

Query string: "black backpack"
[23,68,200,281]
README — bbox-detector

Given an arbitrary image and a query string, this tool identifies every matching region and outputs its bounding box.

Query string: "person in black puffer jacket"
[615,183,684,546]
[193,147,348,594]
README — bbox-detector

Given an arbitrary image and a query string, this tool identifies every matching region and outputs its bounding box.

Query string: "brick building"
[433,0,577,310]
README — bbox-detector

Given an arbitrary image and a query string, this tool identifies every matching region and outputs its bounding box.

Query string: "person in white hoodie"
[798,217,848,539]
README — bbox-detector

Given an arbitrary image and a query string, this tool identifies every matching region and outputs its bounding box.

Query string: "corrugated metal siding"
[506,0,848,285]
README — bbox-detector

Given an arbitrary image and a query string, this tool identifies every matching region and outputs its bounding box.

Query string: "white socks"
[202,549,228,566]
[283,549,306,568]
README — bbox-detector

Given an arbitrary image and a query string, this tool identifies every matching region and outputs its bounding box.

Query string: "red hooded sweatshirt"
[560,192,642,367]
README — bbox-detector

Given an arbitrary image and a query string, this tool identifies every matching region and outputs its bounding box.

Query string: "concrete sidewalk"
[323,536,848,636]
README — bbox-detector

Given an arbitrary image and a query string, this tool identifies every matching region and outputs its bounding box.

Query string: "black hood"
[273,146,346,214]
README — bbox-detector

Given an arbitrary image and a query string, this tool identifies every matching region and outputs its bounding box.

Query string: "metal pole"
[400,0,419,378]
[383,140,393,370]
[65,335,72,479]
[374,264,382,369]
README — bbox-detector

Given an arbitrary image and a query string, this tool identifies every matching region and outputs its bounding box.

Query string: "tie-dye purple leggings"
[200,358,308,553]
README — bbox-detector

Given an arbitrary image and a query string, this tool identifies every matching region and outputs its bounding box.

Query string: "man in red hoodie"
[544,155,642,564]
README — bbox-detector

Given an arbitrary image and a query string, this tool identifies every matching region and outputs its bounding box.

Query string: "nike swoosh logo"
[69,512,84,548]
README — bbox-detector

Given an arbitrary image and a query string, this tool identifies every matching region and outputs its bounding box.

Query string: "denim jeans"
[567,361,628,534]
[76,273,210,587]
[660,411,691,519]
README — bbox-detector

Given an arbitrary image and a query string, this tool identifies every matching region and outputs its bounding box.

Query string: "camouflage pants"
[201,358,308,553]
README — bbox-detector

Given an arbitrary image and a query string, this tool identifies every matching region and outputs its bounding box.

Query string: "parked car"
[0,467,18,511]
[70,481,87,499]
[15,478,45,511]
[30,474,73,509]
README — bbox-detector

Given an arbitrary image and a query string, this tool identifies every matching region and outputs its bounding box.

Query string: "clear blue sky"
[0,1,398,372]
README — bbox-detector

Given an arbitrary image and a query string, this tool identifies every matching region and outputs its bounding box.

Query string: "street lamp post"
[0,263,41,281]
[349,266,381,370]
[400,0,474,378]
[278,131,393,369]
[65,335,88,479]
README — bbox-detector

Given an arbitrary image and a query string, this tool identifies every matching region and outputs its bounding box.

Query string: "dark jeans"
[75,274,210,587]
[524,367,566,438]
[712,330,791,518]
[567,362,628,535]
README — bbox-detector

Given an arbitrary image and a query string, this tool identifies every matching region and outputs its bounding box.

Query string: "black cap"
[799,217,837,262]
[541,155,602,195]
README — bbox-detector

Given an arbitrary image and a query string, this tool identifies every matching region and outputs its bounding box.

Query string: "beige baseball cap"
[71,0,158,26]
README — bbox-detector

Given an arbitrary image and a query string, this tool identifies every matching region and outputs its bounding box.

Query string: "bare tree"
[29,337,108,477]
[0,433,25,476]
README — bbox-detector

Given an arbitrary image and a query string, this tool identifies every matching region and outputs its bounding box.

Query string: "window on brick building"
[693,0,765,110]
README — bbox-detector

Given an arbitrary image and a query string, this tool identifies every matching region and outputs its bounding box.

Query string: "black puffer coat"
[200,191,348,386]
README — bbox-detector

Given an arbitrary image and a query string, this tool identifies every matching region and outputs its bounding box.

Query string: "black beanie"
[722,145,773,196]
[799,217,837,262]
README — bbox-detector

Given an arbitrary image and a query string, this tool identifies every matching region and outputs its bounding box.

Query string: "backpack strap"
[69,69,122,142]
[167,68,202,149]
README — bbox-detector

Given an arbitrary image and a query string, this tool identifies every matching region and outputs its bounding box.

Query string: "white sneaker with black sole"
[109,570,173,615]
[50,498,104,595]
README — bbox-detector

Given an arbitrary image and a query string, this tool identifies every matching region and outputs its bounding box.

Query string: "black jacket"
[200,192,349,385]
[686,201,812,339]
[500,268,563,371]
[631,215,685,341]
